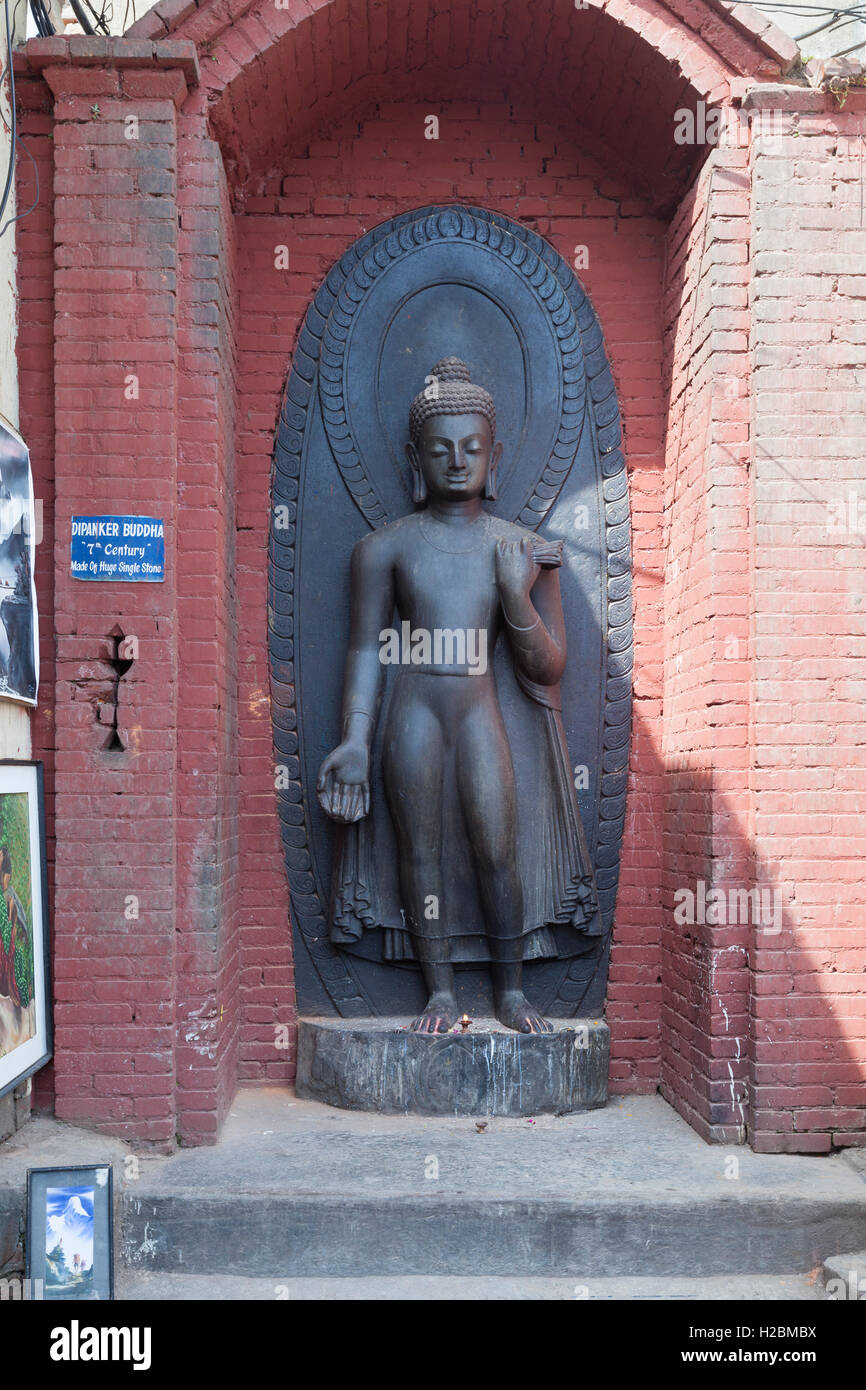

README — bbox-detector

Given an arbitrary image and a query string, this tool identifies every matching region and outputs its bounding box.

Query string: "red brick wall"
[747,89,866,1152]
[659,90,866,1151]
[15,53,246,1145]
[173,113,242,1144]
[660,145,753,1143]
[21,58,189,1146]
[233,97,668,1092]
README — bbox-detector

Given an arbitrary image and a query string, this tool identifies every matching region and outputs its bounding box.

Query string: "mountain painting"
[45,1185,95,1293]
[26,1162,112,1301]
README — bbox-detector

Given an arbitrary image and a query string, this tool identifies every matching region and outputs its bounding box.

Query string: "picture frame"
[0,760,52,1098]
[0,419,39,705]
[26,1164,114,1301]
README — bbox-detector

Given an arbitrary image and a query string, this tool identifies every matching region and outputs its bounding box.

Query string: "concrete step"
[3,1089,865,1286]
[115,1090,866,1280]
[116,1272,825,1301]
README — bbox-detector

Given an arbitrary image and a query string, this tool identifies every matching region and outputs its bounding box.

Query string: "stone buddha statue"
[317,357,600,1034]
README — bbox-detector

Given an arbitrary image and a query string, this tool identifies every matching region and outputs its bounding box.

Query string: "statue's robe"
[327,540,602,965]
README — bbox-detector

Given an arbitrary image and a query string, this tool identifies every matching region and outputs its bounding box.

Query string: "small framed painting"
[26,1164,114,1300]
[0,761,51,1098]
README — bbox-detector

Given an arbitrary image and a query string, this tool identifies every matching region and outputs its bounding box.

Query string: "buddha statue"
[317,358,600,1033]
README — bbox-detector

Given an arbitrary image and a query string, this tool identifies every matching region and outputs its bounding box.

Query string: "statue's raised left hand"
[494,536,541,607]
[317,741,370,824]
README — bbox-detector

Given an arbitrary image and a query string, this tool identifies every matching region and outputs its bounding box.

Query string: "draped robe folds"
[327,536,602,965]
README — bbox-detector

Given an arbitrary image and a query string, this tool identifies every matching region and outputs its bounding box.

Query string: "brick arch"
[130,0,797,216]
[131,0,795,79]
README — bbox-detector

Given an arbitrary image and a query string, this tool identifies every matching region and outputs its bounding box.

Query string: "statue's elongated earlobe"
[484,440,503,502]
[406,442,427,504]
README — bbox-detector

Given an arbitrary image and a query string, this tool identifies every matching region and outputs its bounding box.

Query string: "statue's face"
[415,413,495,501]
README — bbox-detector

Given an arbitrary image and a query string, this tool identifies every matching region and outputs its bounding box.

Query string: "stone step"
[3,1089,865,1286]
[116,1090,866,1281]
[116,1272,825,1301]
[118,1190,865,1280]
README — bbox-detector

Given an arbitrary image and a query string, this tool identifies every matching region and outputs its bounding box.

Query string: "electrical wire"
[829,35,866,51]
[67,0,112,35]
[29,0,53,37]
[747,2,866,12]
[85,0,112,34]
[67,0,95,32]
[0,0,43,239]
[736,1,866,57]
[36,0,54,36]
[739,1,866,29]
[799,13,866,41]
[0,130,38,238]
[0,0,17,231]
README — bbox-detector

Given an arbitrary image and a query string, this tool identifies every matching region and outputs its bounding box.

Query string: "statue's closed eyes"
[317,358,601,1034]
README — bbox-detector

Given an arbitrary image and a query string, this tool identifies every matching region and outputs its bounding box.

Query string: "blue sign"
[71,516,165,582]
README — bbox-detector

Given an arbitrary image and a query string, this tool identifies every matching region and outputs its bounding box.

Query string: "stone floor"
[117,1272,824,1300]
[2,1088,864,1299]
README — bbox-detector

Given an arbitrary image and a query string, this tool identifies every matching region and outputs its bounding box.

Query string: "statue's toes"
[522,1012,553,1034]
[411,1013,440,1034]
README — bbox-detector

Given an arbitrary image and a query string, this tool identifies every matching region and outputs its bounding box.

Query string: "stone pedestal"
[296,1017,609,1116]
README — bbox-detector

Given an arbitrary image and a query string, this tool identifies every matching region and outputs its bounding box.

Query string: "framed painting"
[26,1164,114,1300]
[0,419,39,705]
[0,761,51,1098]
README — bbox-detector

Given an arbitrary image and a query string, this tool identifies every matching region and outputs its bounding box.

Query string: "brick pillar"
[39,41,197,1145]
[661,138,753,1144]
[746,85,866,1152]
[173,110,241,1144]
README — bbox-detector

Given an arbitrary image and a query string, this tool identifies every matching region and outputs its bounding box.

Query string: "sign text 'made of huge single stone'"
[70,516,165,582]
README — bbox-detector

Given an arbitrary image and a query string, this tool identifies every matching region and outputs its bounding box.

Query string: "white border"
[0,764,48,1095]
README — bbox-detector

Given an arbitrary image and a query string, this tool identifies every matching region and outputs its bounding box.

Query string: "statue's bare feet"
[411,993,459,1034]
[495,990,554,1034]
